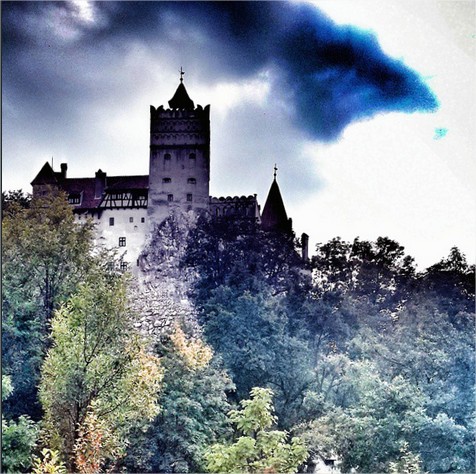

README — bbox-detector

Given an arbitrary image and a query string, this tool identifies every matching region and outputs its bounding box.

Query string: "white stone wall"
[79,208,148,273]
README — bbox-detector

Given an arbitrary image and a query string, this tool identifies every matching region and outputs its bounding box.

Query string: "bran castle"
[31,77,309,271]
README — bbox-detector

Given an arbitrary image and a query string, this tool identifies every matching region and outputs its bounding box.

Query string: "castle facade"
[31,78,303,271]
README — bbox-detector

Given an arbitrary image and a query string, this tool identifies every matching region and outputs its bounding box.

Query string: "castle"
[31,77,308,271]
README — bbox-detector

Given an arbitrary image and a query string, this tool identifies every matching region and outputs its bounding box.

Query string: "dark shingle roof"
[168,82,195,109]
[261,179,292,234]
[31,162,60,185]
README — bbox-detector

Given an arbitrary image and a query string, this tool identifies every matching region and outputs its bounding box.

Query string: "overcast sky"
[2,1,475,269]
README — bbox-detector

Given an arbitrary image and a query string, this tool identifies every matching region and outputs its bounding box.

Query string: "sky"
[2,0,475,269]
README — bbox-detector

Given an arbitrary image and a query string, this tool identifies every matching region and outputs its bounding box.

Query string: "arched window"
[189,153,196,160]
[164,153,171,161]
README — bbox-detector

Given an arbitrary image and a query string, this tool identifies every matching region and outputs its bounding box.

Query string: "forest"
[2,189,475,473]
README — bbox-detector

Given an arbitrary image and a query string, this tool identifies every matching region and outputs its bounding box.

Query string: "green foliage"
[388,442,423,474]
[1,376,39,473]
[192,228,474,472]
[204,387,308,473]
[38,270,162,471]
[32,449,67,474]
[2,189,31,217]
[2,190,95,419]
[123,326,233,473]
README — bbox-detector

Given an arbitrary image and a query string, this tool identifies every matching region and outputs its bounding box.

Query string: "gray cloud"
[3,1,438,141]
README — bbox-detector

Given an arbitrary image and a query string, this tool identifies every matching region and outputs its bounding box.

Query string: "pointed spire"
[261,167,292,234]
[168,69,195,109]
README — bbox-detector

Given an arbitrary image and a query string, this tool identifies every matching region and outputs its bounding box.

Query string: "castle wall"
[78,208,148,274]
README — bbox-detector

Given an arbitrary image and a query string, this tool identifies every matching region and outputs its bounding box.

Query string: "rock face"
[128,211,202,342]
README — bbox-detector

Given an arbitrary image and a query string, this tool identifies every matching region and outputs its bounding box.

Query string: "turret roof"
[31,162,60,185]
[261,178,292,234]
[168,82,195,109]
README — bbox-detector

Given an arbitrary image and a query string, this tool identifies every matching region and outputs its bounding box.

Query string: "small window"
[168,194,174,202]
[68,194,81,205]
[187,194,193,202]
[129,217,134,223]
[141,217,145,223]
[187,178,196,184]
[119,237,126,247]
[163,178,171,183]
[164,153,171,160]
[120,262,128,271]
[189,153,196,160]
[109,217,114,226]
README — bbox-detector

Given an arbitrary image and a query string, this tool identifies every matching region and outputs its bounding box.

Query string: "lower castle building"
[31,77,307,271]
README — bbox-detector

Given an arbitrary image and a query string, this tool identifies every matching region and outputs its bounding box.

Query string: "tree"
[1,189,31,218]
[204,387,308,473]
[38,269,163,472]
[1,376,38,473]
[2,190,95,419]
[123,325,234,473]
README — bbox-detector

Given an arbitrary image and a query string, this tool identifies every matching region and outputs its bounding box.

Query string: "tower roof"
[261,177,292,234]
[168,82,195,109]
[31,162,59,185]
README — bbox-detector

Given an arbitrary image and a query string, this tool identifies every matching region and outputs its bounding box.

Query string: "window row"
[162,177,197,184]
[164,152,196,160]
[167,194,193,202]
[109,217,146,226]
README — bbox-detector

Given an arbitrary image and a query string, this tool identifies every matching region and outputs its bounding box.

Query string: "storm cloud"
[2,1,438,142]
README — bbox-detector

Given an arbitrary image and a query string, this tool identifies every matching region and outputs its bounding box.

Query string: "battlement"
[210,195,260,221]
[150,104,210,120]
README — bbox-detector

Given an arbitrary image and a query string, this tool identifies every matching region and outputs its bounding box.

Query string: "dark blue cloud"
[2,1,438,142]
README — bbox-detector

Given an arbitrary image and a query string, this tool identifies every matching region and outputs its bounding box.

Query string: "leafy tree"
[388,442,423,474]
[123,325,233,473]
[38,269,163,472]
[2,189,31,217]
[1,375,38,473]
[2,190,95,419]
[204,387,308,473]
[184,216,310,304]
[420,246,474,317]
[201,285,315,427]
[32,449,67,474]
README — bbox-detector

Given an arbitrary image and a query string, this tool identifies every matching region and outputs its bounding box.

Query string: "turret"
[261,166,293,235]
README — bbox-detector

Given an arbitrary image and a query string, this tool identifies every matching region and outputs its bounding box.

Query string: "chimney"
[95,169,107,198]
[60,163,68,179]
[301,232,309,261]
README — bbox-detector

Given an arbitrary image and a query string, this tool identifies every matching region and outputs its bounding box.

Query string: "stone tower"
[148,76,210,228]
